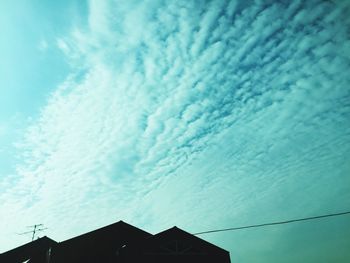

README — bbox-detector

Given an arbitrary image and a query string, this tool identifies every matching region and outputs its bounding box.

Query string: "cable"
[193,210,350,235]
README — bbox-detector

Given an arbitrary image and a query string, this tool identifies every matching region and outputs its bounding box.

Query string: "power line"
[193,210,350,235]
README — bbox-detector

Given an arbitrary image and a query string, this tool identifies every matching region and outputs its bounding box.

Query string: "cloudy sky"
[1,0,350,262]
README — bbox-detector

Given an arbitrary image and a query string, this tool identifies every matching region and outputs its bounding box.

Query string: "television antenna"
[18,224,48,241]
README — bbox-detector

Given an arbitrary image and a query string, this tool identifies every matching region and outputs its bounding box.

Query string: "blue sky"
[0,0,350,262]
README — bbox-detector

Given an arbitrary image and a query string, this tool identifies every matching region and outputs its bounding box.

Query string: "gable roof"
[121,226,231,263]
[147,226,229,255]
[0,236,57,263]
[50,220,152,262]
[59,220,151,246]
[1,222,231,263]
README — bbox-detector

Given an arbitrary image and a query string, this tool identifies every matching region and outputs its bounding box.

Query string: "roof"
[0,236,57,263]
[60,220,151,243]
[50,220,152,262]
[145,226,229,255]
[121,226,231,263]
[1,222,231,263]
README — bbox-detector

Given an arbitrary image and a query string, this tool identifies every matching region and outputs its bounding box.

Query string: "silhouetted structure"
[1,221,230,263]
[50,221,152,263]
[0,236,56,263]
[122,226,231,263]
[18,224,48,241]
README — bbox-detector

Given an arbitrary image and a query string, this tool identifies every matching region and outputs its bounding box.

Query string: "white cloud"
[1,0,350,261]
[56,38,70,56]
[38,39,48,52]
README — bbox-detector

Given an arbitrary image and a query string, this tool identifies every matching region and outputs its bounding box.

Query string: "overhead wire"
[193,210,350,235]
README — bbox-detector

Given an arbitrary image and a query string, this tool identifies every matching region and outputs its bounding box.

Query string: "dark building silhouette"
[0,236,56,263]
[0,221,230,263]
[122,226,231,263]
[50,221,152,263]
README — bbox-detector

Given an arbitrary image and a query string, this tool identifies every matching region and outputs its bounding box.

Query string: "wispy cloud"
[37,39,48,52]
[1,0,350,261]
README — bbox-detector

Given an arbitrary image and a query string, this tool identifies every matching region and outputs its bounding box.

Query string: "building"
[49,221,152,263]
[0,236,56,263]
[0,221,230,263]
[122,226,231,263]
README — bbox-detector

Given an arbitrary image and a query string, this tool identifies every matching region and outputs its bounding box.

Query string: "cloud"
[1,0,350,261]
[37,39,48,52]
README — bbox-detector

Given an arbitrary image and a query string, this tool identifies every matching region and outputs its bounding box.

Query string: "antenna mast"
[18,224,48,241]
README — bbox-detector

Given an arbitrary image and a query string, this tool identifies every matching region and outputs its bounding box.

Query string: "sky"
[0,0,349,262]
